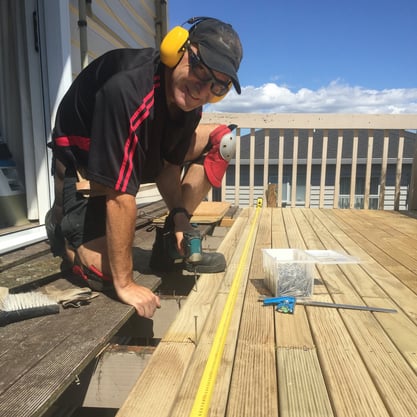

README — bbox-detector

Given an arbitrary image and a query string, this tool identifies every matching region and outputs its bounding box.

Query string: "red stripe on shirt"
[115,86,156,192]
[54,135,90,150]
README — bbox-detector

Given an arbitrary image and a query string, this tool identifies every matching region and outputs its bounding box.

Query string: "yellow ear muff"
[160,26,189,68]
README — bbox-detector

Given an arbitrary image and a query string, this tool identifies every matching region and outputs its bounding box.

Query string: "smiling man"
[46,17,243,318]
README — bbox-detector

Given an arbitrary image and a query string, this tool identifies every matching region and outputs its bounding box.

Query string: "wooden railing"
[201,114,417,210]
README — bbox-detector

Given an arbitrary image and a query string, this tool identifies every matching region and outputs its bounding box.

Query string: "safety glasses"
[187,47,230,97]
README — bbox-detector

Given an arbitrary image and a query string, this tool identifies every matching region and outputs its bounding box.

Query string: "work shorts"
[60,172,107,249]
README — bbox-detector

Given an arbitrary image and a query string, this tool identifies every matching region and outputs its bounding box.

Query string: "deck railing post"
[409,144,417,210]
[200,114,416,210]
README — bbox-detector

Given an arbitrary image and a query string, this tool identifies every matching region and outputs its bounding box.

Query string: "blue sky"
[168,0,417,113]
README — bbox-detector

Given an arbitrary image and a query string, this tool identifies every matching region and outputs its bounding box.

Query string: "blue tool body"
[183,229,202,263]
[262,296,296,314]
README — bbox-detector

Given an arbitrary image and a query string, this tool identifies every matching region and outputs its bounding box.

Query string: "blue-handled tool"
[260,296,397,314]
[262,296,296,314]
[183,229,202,263]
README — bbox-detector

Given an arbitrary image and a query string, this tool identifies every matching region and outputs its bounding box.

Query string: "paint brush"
[0,290,60,326]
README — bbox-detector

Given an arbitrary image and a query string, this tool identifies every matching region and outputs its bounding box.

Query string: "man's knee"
[203,125,237,187]
[72,262,113,292]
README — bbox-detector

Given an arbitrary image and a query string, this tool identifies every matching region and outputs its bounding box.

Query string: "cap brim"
[198,44,241,94]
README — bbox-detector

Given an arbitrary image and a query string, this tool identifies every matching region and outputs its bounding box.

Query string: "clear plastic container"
[262,248,359,298]
[262,249,315,298]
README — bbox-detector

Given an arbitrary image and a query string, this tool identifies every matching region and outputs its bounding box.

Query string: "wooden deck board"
[327,209,417,293]
[153,201,232,225]
[226,208,279,417]
[308,307,391,417]
[0,281,136,417]
[4,208,417,417]
[162,214,250,343]
[116,209,253,417]
[277,348,334,417]
[0,202,167,417]
[94,209,417,417]
[113,342,196,417]
[281,208,392,417]
[341,309,417,416]
[272,208,335,417]
[291,209,417,417]
[170,207,259,417]
[361,296,417,372]
[311,210,417,374]
[318,210,417,320]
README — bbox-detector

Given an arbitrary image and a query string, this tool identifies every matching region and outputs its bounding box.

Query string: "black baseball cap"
[189,18,243,94]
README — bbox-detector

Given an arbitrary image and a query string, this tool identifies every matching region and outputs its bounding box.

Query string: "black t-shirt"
[52,48,201,195]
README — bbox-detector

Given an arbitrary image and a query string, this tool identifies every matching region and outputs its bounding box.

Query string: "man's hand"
[116,281,161,318]
[105,191,160,317]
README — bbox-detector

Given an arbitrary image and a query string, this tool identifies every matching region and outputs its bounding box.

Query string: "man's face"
[168,46,230,111]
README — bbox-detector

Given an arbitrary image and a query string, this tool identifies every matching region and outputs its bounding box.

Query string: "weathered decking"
[0,202,168,417]
[0,201,234,417]
[118,208,417,417]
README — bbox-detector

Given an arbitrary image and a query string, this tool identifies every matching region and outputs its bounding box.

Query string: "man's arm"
[155,124,226,253]
[156,124,219,210]
[106,189,160,318]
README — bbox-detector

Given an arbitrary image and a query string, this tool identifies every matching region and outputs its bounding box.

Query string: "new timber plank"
[313,209,417,373]
[318,209,417,321]
[191,201,231,218]
[114,342,196,417]
[297,209,389,302]
[116,209,252,417]
[282,208,391,417]
[116,208,417,417]
[277,348,334,417]
[308,307,391,417]
[162,213,250,343]
[226,208,279,417]
[273,209,334,417]
[339,309,417,416]
[361,296,417,372]
[329,209,417,293]
[153,201,231,225]
[295,209,417,416]
[350,207,417,263]
[169,208,260,417]
[365,209,417,240]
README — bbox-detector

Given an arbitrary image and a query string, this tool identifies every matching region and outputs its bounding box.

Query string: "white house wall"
[0,0,165,254]
[68,0,158,76]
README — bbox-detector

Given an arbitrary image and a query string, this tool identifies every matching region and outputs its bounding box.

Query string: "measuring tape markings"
[189,205,262,417]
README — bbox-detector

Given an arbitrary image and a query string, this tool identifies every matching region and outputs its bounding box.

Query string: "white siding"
[310,186,335,208]
[382,186,409,210]
[68,0,158,76]
[224,186,265,207]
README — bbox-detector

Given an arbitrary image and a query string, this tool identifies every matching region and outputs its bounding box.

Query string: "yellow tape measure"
[189,204,262,417]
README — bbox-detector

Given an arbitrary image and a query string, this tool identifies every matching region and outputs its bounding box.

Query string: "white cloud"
[208,81,417,114]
